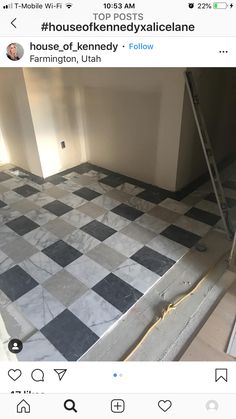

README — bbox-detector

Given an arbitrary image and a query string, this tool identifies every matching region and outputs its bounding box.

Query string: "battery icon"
[213,2,228,8]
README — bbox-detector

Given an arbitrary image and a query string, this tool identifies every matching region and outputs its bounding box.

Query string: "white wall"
[23,68,86,178]
[0,68,189,190]
[21,68,187,189]
[80,68,186,191]
[0,69,43,176]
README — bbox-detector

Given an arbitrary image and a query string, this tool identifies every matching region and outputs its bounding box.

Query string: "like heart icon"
[158,400,172,412]
[8,369,22,381]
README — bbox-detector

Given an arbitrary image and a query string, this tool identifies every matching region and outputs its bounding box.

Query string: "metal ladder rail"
[185,71,234,240]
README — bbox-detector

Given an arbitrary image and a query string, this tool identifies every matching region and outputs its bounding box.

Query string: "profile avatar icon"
[6,43,24,61]
[8,338,23,354]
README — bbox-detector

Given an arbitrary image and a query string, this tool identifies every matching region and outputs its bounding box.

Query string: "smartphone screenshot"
[0,0,235,417]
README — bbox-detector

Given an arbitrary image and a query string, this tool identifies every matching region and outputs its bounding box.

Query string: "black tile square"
[43,200,72,216]
[131,246,175,276]
[205,193,236,208]
[13,184,39,197]
[0,266,38,301]
[0,200,7,208]
[100,174,126,187]
[137,189,167,204]
[186,207,220,226]
[93,273,143,313]
[41,309,99,361]
[73,187,101,201]
[6,215,39,236]
[161,225,201,248]
[0,172,12,182]
[42,240,82,267]
[81,220,116,241]
[112,203,143,221]
[74,163,94,174]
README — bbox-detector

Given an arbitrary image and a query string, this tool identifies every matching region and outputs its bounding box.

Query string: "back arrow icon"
[11,18,17,28]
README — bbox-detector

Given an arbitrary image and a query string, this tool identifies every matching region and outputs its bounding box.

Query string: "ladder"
[185,70,234,240]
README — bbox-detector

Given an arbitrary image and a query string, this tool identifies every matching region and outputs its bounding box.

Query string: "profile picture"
[6,42,24,61]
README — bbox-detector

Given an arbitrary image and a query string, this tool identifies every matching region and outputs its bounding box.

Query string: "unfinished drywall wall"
[0,68,187,189]
[0,69,42,176]
[23,68,86,178]
[81,68,186,191]
[176,68,236,190]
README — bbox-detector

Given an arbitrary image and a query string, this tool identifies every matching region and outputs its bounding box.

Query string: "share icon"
[54,369,67,381]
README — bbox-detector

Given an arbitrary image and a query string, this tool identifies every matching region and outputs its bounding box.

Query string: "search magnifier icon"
[64,399,77,413]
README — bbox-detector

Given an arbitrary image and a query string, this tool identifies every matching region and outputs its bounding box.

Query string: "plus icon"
[111,399,125,413]
[230,3,233,7]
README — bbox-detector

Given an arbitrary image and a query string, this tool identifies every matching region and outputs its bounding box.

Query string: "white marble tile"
[61,209,93,228]
[66,255,109,287]
[135,214,169,234]
[57,180,81,192]
[45,186,68,199]
[0,289,11,309]
[19,252,61,283]
[11,198,39,214]
[26,208,56,225]
[63,171,80,180]
[0,249,14,274]
[17,331,66,361]
[64,229,100,253]
[72,175,96,186]
[58,194,87,209]
[1,301,36,340]
[16,286,65,330]
[0,191,22,204]
[121,223,156,245]
[37,182,53,191]
[104,232,143,257]
[92,195,120,210]
[0,225,19,247]
[116,183,145,196]
[2,237,37,264]
[87,244,126,271]
[43,270,89,307]
[7,169,29,178]
[0,184,8,193]
[85,170,107,180]
[1,178,25,190]
[0,208,22,225]
[88,183,113,194]
[113,259,159,294]
[69,289,122,337]
[174,215,211,237]
[97,212,130,231]
[147,234,189,262]
[28,192,54,207]
[126,196,155,212]
[159,198,190,214]
[78,202,106,218]
[24,227,59,250]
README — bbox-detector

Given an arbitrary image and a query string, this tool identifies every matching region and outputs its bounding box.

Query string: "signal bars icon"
[3,3,13,8]
[66,2,73,8]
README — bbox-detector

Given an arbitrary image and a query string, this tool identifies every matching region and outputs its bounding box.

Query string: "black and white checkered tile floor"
[0,163,235,361]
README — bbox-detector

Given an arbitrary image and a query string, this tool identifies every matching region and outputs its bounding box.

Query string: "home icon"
[17,399,30,413]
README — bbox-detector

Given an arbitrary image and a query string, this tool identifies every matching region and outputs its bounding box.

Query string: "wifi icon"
[66,2,73,8]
